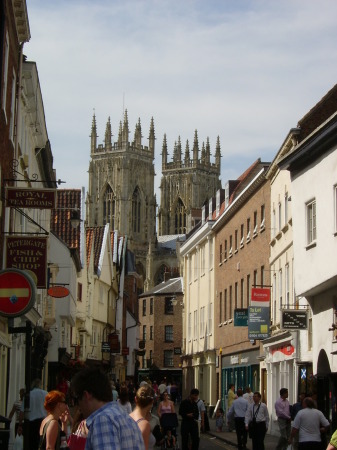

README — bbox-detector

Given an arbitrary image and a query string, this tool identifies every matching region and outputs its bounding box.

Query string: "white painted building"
[279,86,337,425]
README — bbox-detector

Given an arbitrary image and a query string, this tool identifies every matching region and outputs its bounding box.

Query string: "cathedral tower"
[158,131,222,235]
[86,111,157,281]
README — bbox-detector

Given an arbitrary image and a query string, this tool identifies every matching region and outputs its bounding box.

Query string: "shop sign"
[122,347,129,355]
[251,287,270,304]
[230,355,239,364]
[0,269,36,317]
[6,187,56,209]
[6,236,47,288]
[101,342,111,353]
[282,310,308,330]
[234,308,248,326]
[48,286,70,298]
[174,347,182,355]
[108,333,120,353]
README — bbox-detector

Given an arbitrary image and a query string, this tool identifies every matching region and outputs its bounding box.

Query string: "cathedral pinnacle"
[105,116,112,151]
[205,137,211,166]
[149,117,155,157]
[215,135,221,172]
[193,129,199,163]
[134,118,142,148]
[162,133,168,167]
[122,109,129,143]
[90,112,97,153]
[185,139,190,163]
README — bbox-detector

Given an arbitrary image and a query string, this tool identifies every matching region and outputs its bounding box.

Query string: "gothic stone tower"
[158,131,222,235]
[86,111,156,282]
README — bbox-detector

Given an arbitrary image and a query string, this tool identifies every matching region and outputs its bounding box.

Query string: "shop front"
[221,348,260,412]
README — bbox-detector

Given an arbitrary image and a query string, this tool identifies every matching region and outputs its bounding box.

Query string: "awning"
[0,334,11,348]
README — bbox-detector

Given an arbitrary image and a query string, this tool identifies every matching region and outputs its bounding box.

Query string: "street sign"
[0,269,36,317]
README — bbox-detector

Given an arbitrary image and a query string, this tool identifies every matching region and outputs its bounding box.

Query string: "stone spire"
[193,129,199,163]
[105,116,112,151]
[205,137,211,166]
[122,109,129,143]
[201,142,206,165]
[184,139,190,164]
[215,135,221,172]
[162,134,168,168]
[90,113,97,153]
[117,121,122,146]
[149,117,155,157]
[134,118,142,148]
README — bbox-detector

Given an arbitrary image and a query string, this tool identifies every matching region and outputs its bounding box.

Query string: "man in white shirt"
[245,392,269,450]
[195,391,206,436]
[289,397,329,450]
[227,389,249,450]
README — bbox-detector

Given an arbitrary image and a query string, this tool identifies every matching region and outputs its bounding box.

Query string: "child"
[215,407,224,432]
[164,429,176,448]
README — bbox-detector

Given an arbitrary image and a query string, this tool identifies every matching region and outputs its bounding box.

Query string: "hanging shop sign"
[251,287,270,304]
[6,187,56,209]
[282,310,308,330]
[0,269,36,317]
[47,286,70,298]
[234,308,248,326]
[248,306,270,340]
[5,236,48,288]
[108,333,120,353]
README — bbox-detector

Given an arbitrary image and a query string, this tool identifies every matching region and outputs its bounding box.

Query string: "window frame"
[306,199,317,246]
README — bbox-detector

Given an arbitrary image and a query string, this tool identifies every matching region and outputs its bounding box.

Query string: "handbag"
[67,434,86,450]
[67,421,87,450]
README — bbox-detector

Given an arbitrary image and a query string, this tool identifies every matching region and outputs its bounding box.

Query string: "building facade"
[212,159,271,411]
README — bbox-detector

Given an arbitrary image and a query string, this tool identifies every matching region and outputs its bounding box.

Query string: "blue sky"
[26,0,337,198]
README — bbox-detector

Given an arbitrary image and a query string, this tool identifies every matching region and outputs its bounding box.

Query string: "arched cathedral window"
[103,185,115,228]
[175,198,186,234]
[132,187,141,233]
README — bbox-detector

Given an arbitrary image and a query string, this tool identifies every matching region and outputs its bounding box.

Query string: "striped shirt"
[85,402,145,450]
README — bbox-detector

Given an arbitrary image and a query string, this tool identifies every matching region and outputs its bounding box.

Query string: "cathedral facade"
[86,112,222,291]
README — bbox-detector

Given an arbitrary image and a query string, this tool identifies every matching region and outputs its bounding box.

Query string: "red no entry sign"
[0,269,36,317]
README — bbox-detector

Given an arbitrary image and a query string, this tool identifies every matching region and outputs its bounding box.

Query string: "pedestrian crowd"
[10,375,337,450]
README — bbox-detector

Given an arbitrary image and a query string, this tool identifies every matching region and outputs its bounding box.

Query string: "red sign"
[6,187,56,209]
[48,286,70,298]
[108,333,120,353]
[251,288,270,302]
[0,269,36,317]
[6,236,47,288]
[122,347,129,355]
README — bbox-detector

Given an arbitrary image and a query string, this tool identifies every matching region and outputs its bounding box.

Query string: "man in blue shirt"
[227,388,249,450]
[71,368,144,450]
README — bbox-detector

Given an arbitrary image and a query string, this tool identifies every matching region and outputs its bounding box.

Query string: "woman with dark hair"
[39,390,68,450]
[130,385,156,450]
[157,391,175,422]
[117,386,132,414]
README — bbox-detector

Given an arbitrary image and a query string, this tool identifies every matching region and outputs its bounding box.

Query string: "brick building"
[137,277,183,385]
[213,159,271,407]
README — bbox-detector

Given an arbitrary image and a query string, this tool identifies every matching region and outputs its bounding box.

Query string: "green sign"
[234,308,248,326]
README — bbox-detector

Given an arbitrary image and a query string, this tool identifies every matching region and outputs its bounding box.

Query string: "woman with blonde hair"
[130,385,156,450]
[39,390,68,450]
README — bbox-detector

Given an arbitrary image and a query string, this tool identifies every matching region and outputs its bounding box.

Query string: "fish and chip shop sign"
[6,187,56,209]
[6,236,48,288]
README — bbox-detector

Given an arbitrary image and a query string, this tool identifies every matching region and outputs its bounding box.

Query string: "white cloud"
[26,0,337,195]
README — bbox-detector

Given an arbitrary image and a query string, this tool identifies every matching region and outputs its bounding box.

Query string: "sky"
[26,0,337,199]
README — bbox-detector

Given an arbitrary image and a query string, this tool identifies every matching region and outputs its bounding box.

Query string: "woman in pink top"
[157,391,175,421]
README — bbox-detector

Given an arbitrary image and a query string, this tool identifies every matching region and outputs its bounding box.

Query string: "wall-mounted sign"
[6,236,47,288]
[108,333,120,353]
[101,342,111,353]
[6,187,56,209]
[174,347,182,355]
[234,308,248,326]
[47,286,70,298]
[0,269,36,317]
[282,310,308,330]
[122,347,129,355]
